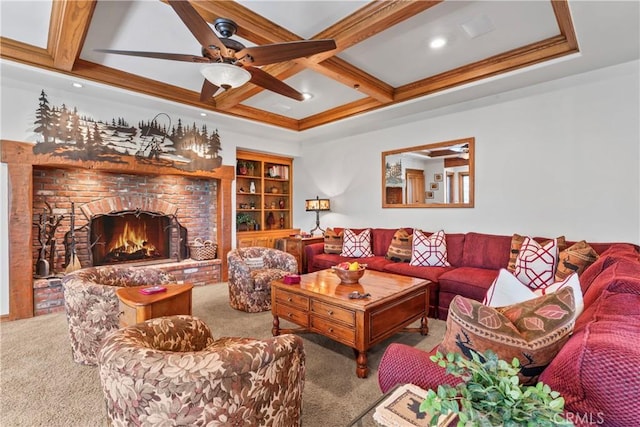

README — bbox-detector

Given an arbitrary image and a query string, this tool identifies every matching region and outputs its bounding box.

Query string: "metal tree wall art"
[32,90,223,172]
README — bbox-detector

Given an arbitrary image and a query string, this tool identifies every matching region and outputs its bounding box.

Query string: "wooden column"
[7,163,34,319]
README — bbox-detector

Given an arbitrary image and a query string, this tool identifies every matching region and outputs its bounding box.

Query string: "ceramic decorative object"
[332,263,367,284]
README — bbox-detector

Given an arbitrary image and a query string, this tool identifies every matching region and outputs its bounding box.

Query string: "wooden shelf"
[236,150,298,247]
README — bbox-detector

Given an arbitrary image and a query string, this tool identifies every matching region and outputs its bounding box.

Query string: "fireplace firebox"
[90,211,174,266]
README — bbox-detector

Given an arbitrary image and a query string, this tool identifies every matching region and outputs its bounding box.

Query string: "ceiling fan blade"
[95,49,211,63]
[246,66,304,101]
[237,39,337,66]
[167,0,226,57]
[200,79,219,102]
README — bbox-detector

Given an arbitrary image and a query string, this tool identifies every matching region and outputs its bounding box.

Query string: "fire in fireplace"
[90,211,171,266]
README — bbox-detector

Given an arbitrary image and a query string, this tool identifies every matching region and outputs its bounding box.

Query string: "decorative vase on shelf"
[267,212,276,230]
[279,198,285,209]
[249,181,256,194]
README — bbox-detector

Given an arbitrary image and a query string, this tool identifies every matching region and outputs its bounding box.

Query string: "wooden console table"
[117,283,194,327]
[282,236,324,273]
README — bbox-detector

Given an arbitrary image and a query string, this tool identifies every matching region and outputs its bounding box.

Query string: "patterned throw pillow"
[483,268,584,319]
[323,228,343,254]
[507,234,566,272]
[507,234,526,272]
[385,229,413,262]
[514,237,559,289]
[341,228,373,258]
[244,257,264,270]
[409,229,450,267]
[555,240,599,281]
[440,287,576,384]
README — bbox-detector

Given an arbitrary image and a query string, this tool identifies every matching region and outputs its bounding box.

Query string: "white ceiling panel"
[242,68,366,118]
[0,0,52,48]
[237,0,367,38]
[339,1,559,87]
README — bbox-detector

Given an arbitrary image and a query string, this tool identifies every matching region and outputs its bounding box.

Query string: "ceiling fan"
[95,0,336,102]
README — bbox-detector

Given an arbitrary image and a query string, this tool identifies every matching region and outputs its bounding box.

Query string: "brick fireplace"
[2,140,234,320]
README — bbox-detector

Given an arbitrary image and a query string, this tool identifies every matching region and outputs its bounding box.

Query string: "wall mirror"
[382,137,475,208]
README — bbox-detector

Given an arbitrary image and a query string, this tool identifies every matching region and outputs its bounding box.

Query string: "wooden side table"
[116,283,194,327]
[283,236,324,273]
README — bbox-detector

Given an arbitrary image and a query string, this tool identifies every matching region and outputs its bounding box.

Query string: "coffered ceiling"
[1,1,638,135]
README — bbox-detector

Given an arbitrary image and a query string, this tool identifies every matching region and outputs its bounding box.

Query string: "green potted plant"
[420,350,573,427]
[237,160,249,175]
[236,212,253,231]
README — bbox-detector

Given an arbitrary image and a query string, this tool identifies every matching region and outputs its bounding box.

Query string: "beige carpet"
[0,283,445,427]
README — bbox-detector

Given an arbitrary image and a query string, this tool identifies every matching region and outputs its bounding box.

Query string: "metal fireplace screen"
[90,211,171,266]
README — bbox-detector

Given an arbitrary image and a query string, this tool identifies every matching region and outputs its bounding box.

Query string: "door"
[405,169,425,204]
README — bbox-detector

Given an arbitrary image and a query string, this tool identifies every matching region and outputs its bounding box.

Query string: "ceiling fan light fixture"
[200,64,251,89]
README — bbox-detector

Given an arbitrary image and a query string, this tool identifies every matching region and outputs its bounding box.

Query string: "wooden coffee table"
[271,269,431,378]
[116,283,194,327]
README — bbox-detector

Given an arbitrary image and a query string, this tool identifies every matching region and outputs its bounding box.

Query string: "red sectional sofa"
[376,243,640,426]
[305,228,620,319]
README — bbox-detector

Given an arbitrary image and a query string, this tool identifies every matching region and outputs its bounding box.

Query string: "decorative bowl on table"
[332,262,367,284]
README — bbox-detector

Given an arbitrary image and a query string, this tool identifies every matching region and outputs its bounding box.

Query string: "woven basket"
[189,238,217,260]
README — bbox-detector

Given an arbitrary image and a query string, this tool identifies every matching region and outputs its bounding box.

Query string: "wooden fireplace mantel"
[1,140,234,320]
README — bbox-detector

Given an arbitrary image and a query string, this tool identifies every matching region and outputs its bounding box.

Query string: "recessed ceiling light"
[429,37,447,49]
[71,82,83,88]
[200,112,207,117]
[302,92,313,101]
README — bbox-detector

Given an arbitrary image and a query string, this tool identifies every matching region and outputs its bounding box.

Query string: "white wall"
[295,61,640,245]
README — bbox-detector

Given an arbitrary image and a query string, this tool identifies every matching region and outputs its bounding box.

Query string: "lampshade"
[200,64,251,88]
[305,196,330,212]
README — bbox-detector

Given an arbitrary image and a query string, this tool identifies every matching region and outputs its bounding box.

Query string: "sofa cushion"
[483,269,583,319]
[385,228,413,262]
[539,269,640,426]
[555,240,599,281]
[444,233,465,267]
[372,228,409,257]
[383,262,452,283]
[323,228,343,254]
[439,287,576,385]
[341,228,373,258]
[461,232,511,270]
[514,237,559,289]
[409,230,450,267]
[579,244,639,295]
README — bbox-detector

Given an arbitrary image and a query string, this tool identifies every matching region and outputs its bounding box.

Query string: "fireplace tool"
[65,202,82,273]
[36,209,49,277]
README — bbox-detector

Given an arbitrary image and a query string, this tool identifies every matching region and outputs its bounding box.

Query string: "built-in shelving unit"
[236,150,299,247]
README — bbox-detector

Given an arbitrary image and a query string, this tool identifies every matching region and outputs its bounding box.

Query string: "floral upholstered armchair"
[62,266,176,365]
[97,315,306,427]
[227,247,298,312]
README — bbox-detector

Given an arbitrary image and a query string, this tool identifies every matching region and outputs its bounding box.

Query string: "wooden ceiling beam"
[0,37,54,67]
[299,97,382,130]
[48,0,96,71]
[396,36,578,102]
[189,0,397,104]
[310,0,443,62]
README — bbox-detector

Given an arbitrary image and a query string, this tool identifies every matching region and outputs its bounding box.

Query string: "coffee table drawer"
[311,316,355,345]
[311,300,355,326]
[274,304,308,326]
[274,288,309,310]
